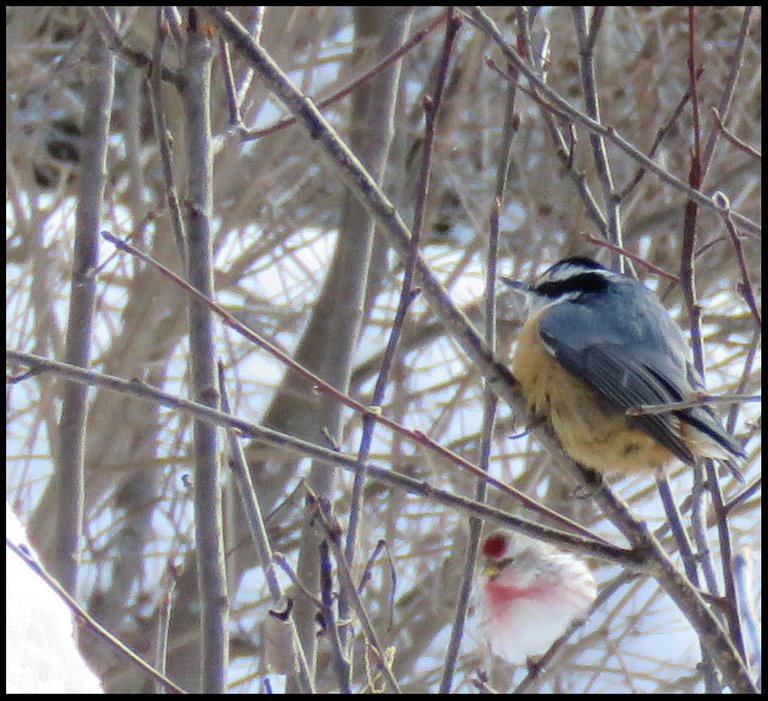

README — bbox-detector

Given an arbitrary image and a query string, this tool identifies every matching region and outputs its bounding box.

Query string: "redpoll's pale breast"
[478,530,597,665]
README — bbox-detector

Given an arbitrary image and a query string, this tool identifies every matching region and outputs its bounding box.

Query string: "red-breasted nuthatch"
[504,257,744,477]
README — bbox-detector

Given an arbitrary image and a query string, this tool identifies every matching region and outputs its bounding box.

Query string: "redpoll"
[477,530,597,665]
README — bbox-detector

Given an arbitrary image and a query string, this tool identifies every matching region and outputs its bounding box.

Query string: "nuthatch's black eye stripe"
[534,272,610,298]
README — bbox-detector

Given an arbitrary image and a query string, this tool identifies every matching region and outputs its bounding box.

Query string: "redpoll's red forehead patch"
[482,532,509,559]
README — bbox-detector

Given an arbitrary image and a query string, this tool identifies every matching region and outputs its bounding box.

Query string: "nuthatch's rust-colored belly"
[513,319,675,474]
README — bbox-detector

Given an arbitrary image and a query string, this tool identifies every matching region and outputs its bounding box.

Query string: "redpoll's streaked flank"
[478,530,597,665]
